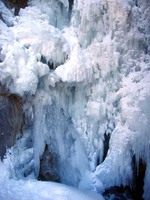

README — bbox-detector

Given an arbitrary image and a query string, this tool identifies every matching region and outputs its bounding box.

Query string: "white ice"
[0,161,103,200]
[0,0,150,199]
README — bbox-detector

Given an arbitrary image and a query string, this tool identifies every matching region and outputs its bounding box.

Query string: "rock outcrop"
[0,85,23,159]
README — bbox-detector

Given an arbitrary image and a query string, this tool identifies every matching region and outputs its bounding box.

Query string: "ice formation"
[0,0,150,199]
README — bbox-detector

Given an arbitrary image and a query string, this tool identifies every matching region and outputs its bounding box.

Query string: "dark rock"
[103,133,110,161]
[38,144,60,182]
[0,85,24,159]
[103,156,146,200]
[68,0,74,19]
[132,156,146,200]
[69,0,74,12]
[103,186,133,200]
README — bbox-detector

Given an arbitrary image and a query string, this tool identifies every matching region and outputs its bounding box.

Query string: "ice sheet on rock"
[32,89,91,187]
[3,131,34,179]
[0,1,14,26]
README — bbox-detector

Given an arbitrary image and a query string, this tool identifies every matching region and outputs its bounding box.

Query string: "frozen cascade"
[0,0,150,199]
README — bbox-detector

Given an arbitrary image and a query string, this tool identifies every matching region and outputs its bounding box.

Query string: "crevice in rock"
[103,186,133,200]
[40,55,47,65]
[104,156,147,199]
[40,55,59,70]
[69,0,74,13]
[103,133,110,161]
[38,144,60,183]
[48,62,54,70]
[68,0,74,19]
[96,154,100,167]
[132,155,146,200]
[134,0,138,7]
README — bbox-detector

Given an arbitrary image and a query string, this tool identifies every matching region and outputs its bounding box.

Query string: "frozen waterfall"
[0,0,150,199]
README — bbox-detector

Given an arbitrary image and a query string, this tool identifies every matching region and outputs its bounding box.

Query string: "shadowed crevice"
[132,156,146,200]
[103,133,110,161]
[38,144,60,183]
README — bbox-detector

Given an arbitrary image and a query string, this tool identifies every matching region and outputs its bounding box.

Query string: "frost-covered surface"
[0,161,103,200]
[0,0,150,199]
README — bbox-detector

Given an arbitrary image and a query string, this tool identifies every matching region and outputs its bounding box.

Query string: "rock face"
[0,86,23,159]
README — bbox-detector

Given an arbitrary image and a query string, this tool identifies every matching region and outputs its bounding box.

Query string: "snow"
[0,166,104,200]
[0,0,150,199]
